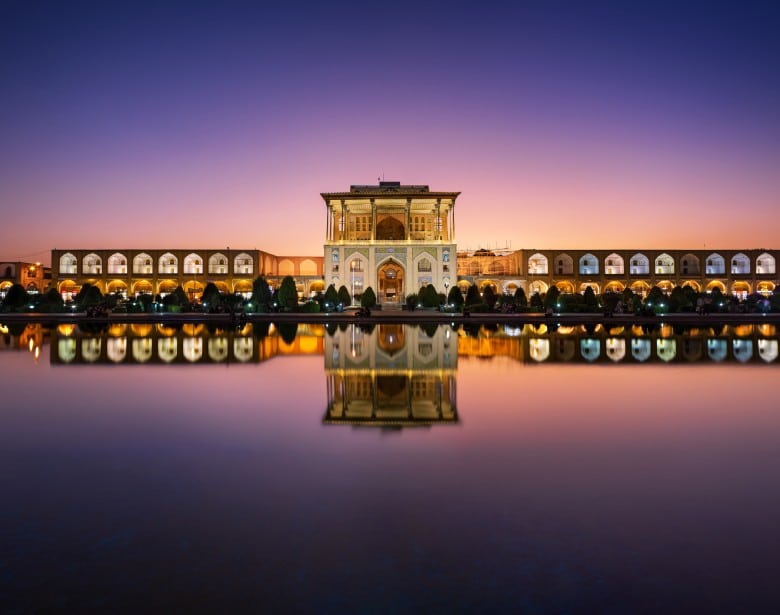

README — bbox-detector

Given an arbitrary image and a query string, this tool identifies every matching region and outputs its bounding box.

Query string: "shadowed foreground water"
[1,322,779,612]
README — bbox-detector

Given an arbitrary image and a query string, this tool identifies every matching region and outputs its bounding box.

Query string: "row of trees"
[4,277,780,315]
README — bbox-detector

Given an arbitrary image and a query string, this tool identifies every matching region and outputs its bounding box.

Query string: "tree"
[38,288,64,313]
[1,284,29,311]
[421,284,440,308]
[514,286,528,308]
[465,284,481,306]
[544,285,560,310]
[250,277,273,312]
[201,282,223,308]
[277,276,298,311]
[323,284,339,309]
[163,285,188,310]
[447,285,464,307]
[361,286,377,307]
[482,285,497,310]
[582,286,599,309]
[337,285,351,307]
[771,288,780,312]
[530,292,543,310]
[75,283,103,307]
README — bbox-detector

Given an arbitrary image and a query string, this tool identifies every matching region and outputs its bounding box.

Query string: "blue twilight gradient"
[1,1,779,264]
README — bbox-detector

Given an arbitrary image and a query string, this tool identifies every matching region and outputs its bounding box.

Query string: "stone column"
[371,199,376,241]
[435,199,441,240]
[406,199,411,240]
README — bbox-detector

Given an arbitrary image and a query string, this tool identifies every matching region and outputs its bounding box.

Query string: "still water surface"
[2,321,779,612]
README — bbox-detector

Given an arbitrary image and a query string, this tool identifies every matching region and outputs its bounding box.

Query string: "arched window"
[706,253,725,275]
[731,253,750,275]
[83,253,102,275]
[528,253,548,275]
[680,254,700,275]
[655,253,674,275]
[604,253,624,275]
[234,253,253,275]
[208,253,228,274]
[630,253,649,275]
[756,252,776,274]
[579,253,598,275]
[60,253,78,275]
[555,254,573,275]
[351,258,365,272]
[183,253,203,274]
[159,252,178,274]
[416,258,431,273]
[107,252,127,274]
[133,253,153,274]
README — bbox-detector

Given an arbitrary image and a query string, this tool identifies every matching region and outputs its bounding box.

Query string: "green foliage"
[361,286,377,308]
[277,322,298,345]
[38,288,64,313]
[646,286,665,306]
[482,285,497,310]
[601,291,622,312]
[202,282,223,308]
[514,286,528,308]
[582,286,599,308]
[337,285,351,307]
[465,284,481,306]
[75,283,103,307]
[323,284,339,308]
[447,285,464,307]
[277,276,299,311]
[530,292,543,310]
[464,302,490,312]
[421,284,440,308]
[405,293,419,308]
[299,301,321,313]
[771,289,780,311]
[250,277,272,311]
[544,285,560,309]
[557,293,584,312]
[2,284,29,310]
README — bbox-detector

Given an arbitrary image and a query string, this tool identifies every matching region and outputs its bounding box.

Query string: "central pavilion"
[322,181,459,305]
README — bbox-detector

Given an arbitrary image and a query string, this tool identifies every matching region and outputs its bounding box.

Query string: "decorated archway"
[58,279,80,301]
[375,216,405,241]
[603,281,625,294]
[377,259,404,304]
[731,281,751,299]
[132,280,153,296]
[555,280,575,294]
[706,280,726,294]
[183,280,204,301]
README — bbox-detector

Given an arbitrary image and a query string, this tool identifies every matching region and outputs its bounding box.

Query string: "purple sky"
[2,1,778,266]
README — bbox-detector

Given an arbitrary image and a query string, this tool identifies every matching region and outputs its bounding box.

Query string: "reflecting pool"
[2,321,780,611]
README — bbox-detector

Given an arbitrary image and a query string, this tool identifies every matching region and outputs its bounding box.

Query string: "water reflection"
[324,324,458,428]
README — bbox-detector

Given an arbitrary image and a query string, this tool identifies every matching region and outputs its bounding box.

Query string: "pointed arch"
[59,253,78,275]
[234,252,253,275]
[208,252,228,274]
[756,252,775,275]
[107,252,127,274]
[528,253,548,275]
[133,253,153,274]
[83,253,102,275]
[555,253,573,275]
[680,253,700,275]
[159,252,178,275]
[604,253,624,275]
[731,253,750,275]
[183,253,203,274]
[629,253,649,275]
[579,253,598,275]
[655,253,674,275]
[706,253,725,275]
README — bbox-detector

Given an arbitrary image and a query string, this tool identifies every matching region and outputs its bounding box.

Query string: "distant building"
[457,248,778,299]
[50,249,324,301]
[0,261,50,299]
[323,181,459,305]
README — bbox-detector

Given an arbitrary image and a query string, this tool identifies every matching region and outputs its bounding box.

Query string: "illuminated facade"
[50,249,325,301]
[0,261,50,298]
[324,323,458,427]
[323,182,459,305]
[457,248,779,299]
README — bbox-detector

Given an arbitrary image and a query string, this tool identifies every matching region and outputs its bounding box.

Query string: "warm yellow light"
[57,323,76,336]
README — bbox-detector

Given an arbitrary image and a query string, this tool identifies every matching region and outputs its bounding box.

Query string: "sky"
[1,1,778,266]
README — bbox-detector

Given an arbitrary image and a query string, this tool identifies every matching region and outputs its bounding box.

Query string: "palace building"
[0,261,50,299]
[50,249,324,301]
[323,181,458,305]
[457,248,779,300]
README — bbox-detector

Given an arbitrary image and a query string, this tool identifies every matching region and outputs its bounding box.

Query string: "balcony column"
[371,198,376,241]
[341,200,346,241]
[435,199,441,240]
[406,198,411,240]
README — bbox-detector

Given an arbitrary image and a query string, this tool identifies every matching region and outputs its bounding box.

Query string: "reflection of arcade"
[50,323,325,365]
[324,324,458,428]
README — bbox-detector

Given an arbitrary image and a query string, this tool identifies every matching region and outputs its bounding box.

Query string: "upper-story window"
[83,253,102,275]
[159,253,178,275]
[107,253,127,274]
[350,259,363,272]
[417,258,432,273]
[234,253,253,275]
[60,253,78,275]
[133,253,153,274]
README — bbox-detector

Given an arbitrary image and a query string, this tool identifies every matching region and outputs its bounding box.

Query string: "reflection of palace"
[50,323,324,365]
[324,324,458,427]
[457,323,780,364]
[0,261,50,298]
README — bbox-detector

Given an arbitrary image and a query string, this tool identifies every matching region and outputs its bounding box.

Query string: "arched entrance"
[378,259,404,304]
[375,217,405,241]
